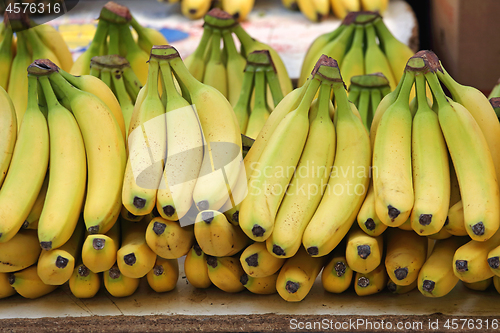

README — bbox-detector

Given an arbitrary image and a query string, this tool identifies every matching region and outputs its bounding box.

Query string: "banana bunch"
[233,50,284,139]
[185,8,293,109]
[286,0,388,21]
[71,1,168,85]
[0,13,73,127]
[158,0,255,21]
[348,72,391,130]
[299,11,414,93]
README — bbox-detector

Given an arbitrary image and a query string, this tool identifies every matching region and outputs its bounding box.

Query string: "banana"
[111,67,135,138]
[0,27,13,89]
[240,242,285,278]
[266,84,335,258]
[356,88,371,130]
[240,271,278,294]
[24,28,62,69]
[361,0,388,13]
[330,0,359,19]
[58,70,126,142]
[221,0,255,21]
[104,264,140,297]
[297,0,330,22]
[234,24,293,97]
[232,64,254,133]
[322,251,353,294]
[117,219,157,279]
[71,20,108,76]
[302,63,371,257]
[365,23,396,90]
[418,236,467,297]
[445,201,467,236]
[487,245,500,277]
[184,243,212,288]
[206,255,245,293]
[37,220,85,285]
[410,71,450,236]
[195,210,250,257]
[32,23,73,72]
[424,59,499,241]
[387,279,417,294]
[373,17,414,83]
[181,0,212,20]
[145,216,195,259]
[354,262,387,296]
[9,265,58,299]
[0,273,15,299]
[167,46,242,212]
[282,0,299,10]
[121,205,143,222]
[494,276,500,294]
[0,85,16,187]
[222,29,246,107]
[299,25,346,87]
[0,229,41,273]
[36,76,86,250]
[340,24,364,90]
[186,26,213,82]
[147,257,179,293]
[427,227,453,240]
[239,75,321,241]
[130,17,168,54]
[203,29,227,98]
[82,220,120,273]
[0,75,49,243]
[118,24,149,85]
[463,278,492,291]
[345,224,383,273]
[122,58,165,216]
[123,65,143,102]
[276,247,326,302]
[23,174,48,230]
[245,71,269,139]
[155,60,203,222]
[357,182,388,237]
[372,69,414,227]
[7,31,31,128]
[69,264,101,299]
[49,67,126,235]
[385,228,427,286]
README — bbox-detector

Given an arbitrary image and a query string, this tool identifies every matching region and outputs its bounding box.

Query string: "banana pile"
[185,8,293,107]
[282,0,388,22]
[233,50,284,139]
[299,11,413,93]
[71,1,168,84]
[0,13,73,128]
[348,72,391,129]
[159,0,255,22]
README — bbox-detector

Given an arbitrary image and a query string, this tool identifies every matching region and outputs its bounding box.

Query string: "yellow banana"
[206,255,245,293]
[297,0,330,22]
[240,242,285,278]
[340,24,364,89]
[0,75,49,243]
[181,0,212,20]
[240,272,278,294]
[345,224,383,273]
[147,257,179,293]
[222,29,246,107]
[23,174,48,230]
[354,262,387,296]
[0,229,41,273]
[0,273,15,299]
[71,20,108,76]
[118,24,149,85]
[387,279,417,294]
[203,29,227,98]
[32,24,73,71]
[282,0,299,10]
[0,85,16,187]
[69,264,101,299]
[357,182,388,237]
[385,228,427,286]
[361,0,388,13]
[9,265,58,299]
[103,264,140,297]
[222,0,255,21]
[82,220,120,273]
[245,71,270,139]
[185,27,213,82]
[130,17,168,54]
[145,216,195,259]
[464,278,492,291]
[321,245,353,294]
[184,243,212,288]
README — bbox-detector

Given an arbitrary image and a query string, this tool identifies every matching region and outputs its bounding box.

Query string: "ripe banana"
[0,85,16,187]
[240,272,278,295]
[340,24,364,89]
[145,216,195,259]
[387,279,417,294]
[464,278,492,292]
[240,242,285,278]
[445,201,467,236]
[9,265,58,299]
[297,0,330,22]
[130,17,168,54]
[184,243,212,288]
[0,273,15,299]
[50,66,126,235]
[195,210,249,257]
[69,264,101,299]
[181,0,212,20]
[221,0,255,21]
[118,24,149,85]
[71,20,108,76]
[0,75,49,243]
[203,29,227,98]
[357,182,388,237]
[32,24,74,72]
[345,224,383,273]
[82,220,120,273]
[156,60,203,222]
[0,229,41,273]
[117,219,157,279]
[276,247,326,302]
[36,76,86,251]
[23,174,48,230]
[302,64,371,257]
[361,0,389,13]
[354,262,387,296]
[385,228,427,286]
[146,257,179,293]
[266,84,335,258]
[206,255,245,293]
[37,220,85,285]
[104,264,140,297]
[418,236,467,297]
[321,245,353,294]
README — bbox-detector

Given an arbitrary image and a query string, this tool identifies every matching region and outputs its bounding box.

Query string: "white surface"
[0,256,499,319]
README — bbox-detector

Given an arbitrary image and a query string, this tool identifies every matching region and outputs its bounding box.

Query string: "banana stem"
[348,87,361,104]
[27,75,39,111]
[415,72,429,110]
[38,76,59,108]
[145,58,160,99]
[89,65,101,78]
[221,29,239,59]
[424,71,449,110]
[265,70,283,108]
[169,56,200,93]
[118,23,142,54]
[234,68,255,112]
[122,66,141,101]
[296,77,322,115]
[365,23,378,48]
[89,20,109,56]
[193,26,214,60]
[253,71,267,110]
[130,17,145,38]
[317,82,332,120]
[209,29,223,65]
[393,70,415,106]
[107,23,120,56]
[232,25,253,56]
[332,81,354,122]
